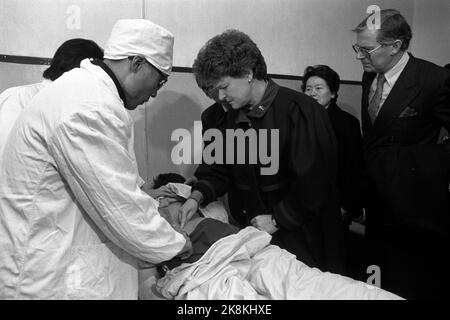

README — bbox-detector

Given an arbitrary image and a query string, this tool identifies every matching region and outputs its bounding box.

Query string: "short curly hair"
[301,65,340,103]
[192,29,268,92]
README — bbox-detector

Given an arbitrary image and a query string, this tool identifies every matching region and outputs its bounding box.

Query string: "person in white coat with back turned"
[0,19,191,299]
[0,38,104,158]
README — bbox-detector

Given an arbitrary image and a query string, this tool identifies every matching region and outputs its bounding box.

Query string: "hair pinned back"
[301,65,340,102]
[43,38,103,81]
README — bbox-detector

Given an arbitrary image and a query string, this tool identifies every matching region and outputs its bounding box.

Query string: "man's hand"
[251,214,279,234]
[178,198,199,229]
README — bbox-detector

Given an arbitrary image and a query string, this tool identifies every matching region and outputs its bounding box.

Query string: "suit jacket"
[327,102,364,219]
[361,53,450,238]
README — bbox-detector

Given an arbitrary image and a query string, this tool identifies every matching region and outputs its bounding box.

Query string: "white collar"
[79,58,123,104]
[383,51,409,88]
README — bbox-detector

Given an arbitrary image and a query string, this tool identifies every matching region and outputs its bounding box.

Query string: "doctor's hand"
[251,214,279,234]
[178,198,198,229]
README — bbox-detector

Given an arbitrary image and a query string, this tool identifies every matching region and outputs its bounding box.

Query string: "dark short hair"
[445,63,450,70]
[192,29,268,92]
[153,173,186,189]
[43,38,104,81]
[301,65,340,103]
[352,9,412,51]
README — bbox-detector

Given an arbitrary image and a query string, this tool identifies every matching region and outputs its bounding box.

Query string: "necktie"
[368,73,386,123]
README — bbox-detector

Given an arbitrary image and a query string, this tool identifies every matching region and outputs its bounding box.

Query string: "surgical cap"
[104,19,174,75]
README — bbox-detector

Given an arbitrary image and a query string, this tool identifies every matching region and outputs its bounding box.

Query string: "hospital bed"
[139,226,401,300]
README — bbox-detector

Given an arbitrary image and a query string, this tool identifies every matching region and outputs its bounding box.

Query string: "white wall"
[1,0,416,81]
[144,0,414,81]
[0,0,143,57]
[411,0,450,67]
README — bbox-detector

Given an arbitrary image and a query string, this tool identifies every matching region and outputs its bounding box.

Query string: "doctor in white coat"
[0,19,191,299]
[0,38,104,157]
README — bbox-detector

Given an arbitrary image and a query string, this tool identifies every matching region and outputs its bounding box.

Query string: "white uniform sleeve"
[47,108,186,264]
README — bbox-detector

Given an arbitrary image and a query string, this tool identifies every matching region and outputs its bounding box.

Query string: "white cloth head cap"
[104,19,174,75]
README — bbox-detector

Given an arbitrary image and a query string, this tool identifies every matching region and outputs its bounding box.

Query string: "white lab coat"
[0,59,186,299]
[0,80,50,157]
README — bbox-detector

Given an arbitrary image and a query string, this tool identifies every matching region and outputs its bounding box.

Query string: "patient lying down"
[148,175,402,300]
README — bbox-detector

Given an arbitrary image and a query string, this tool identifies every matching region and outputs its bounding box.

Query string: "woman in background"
[302,65,364,224]
[302,65,364,278]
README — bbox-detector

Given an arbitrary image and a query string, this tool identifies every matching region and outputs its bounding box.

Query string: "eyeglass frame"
[152,65,168,90]
[352,43,384,58]
[128,56,168,89]
[352,40,402,58]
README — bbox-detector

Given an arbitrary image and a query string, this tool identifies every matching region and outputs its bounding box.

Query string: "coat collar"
[80,58,129,109]
[235,78,279,124]
[90,59,128,109]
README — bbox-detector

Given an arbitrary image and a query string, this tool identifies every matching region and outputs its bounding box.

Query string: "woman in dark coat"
[302,65,365,278]
[178,30,345,274]
[302,65,364,224]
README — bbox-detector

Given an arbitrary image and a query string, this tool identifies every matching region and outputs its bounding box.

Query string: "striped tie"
[368,73,386,123]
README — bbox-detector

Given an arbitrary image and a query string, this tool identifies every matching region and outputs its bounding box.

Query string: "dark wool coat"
[194,79,346,274]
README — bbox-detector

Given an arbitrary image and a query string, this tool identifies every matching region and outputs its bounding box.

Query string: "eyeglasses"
[152,64,168,90]
[128,56,168,89]
[352,44,383,58]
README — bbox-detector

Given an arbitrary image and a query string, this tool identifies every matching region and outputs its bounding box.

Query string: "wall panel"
[144,0,413,81]
[0,0,142,57]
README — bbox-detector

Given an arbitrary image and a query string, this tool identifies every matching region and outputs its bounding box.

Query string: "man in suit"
[352,9,450,299]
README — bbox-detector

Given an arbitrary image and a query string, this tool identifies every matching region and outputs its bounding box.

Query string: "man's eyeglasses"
[352,44,383,58]
[128,56,168,89]
[152,64,168,90]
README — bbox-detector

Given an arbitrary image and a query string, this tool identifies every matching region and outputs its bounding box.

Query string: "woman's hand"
[178,198,199,229]
[251,214,279,234]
